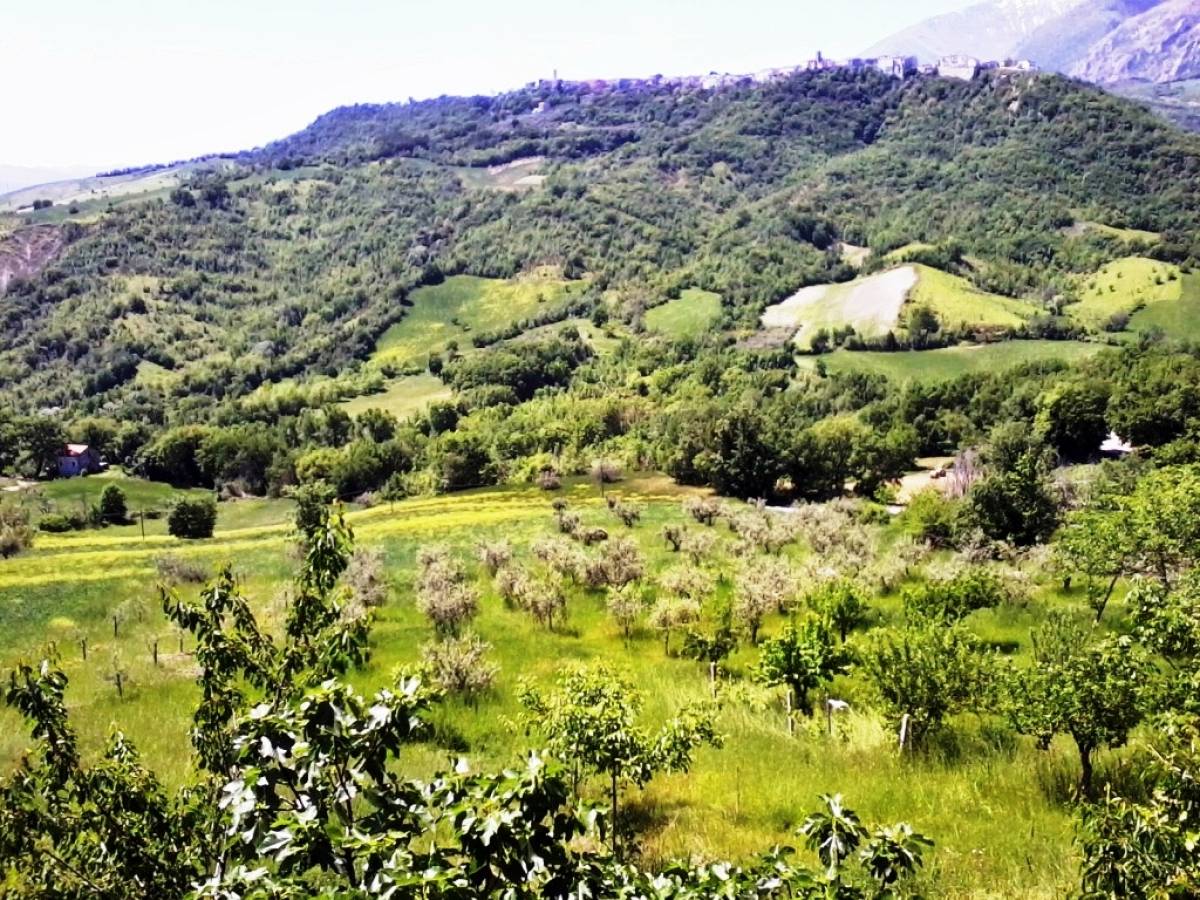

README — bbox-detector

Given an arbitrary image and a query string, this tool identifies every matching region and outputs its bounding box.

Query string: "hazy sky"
[1,0,971,169]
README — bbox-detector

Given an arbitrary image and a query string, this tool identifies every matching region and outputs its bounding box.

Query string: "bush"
[902,568,1013,623]
[38,513,75,533]
[167,497,218,540]
[99,484,128,524]
[0,505,34,558]
[902,489,959,547]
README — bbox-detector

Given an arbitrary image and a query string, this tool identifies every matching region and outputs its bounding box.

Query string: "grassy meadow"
[1065,257,1182,330]
[0,470,1128,896]
[1127,271,1200,339]
[644,289,723,340]
[370,273,589,370]
[339,373,453,419]
[799,340,1107,383]
[908,265,1037,331]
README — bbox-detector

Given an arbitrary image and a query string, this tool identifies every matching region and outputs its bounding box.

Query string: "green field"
[908,265,1038,331]
[1127,272,1200,339]
[0,473,1111,895]
[27,470,207,517]
[801,340,1107,383]
[1067,221,1161,244]
[371,273,588,369]
[1065,257,1182,330]
[645,289,723,339]
[883,242,936,262]
[340,373,453,419]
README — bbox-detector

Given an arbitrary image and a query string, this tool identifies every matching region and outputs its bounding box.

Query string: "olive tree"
[420,631,498,699]
[649,596,701,656]
[734,557,799,642]
[585,536,644,589]
[606,583,646,640]
[416,545,479,636]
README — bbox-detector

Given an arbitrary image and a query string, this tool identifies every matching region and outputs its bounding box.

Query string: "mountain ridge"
[868,0,1200,87]
[1071,0,1200,84]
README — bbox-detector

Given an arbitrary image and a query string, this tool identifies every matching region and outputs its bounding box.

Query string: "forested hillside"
[3,68,1200,506]
[3,70,1199,421]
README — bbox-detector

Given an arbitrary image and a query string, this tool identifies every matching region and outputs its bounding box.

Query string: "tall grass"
[0,474,1106,895]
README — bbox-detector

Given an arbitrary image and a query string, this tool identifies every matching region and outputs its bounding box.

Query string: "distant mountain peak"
[865,0,1091,63]
[1070,0,1200,84]
[867,0,1199,87]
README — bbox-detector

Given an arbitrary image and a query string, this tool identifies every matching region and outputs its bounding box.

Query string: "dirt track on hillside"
[0,225,65,294]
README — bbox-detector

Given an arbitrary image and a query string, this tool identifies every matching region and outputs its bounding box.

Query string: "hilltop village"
[527,52,1039,96]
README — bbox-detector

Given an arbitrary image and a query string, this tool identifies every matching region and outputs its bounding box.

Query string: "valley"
[4,44,1200,899]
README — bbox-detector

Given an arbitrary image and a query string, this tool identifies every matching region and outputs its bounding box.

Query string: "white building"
[937,55,980,81]
[876,55,917,78]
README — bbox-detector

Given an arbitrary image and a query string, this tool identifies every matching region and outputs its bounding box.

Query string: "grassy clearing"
[26,470,209,517]
[644,289,722,340]
[1065,219,1161,244]
[1126,272,1200,340]
[507,317,624,357]
[0,472,1103,894]
[340,373,453,419]
[1065,257,1182,330]
[907,265,1038,331]
[800,340,1106,383]
[884,242,937,263]
[370,273,588,369]
[452,157,546,191]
